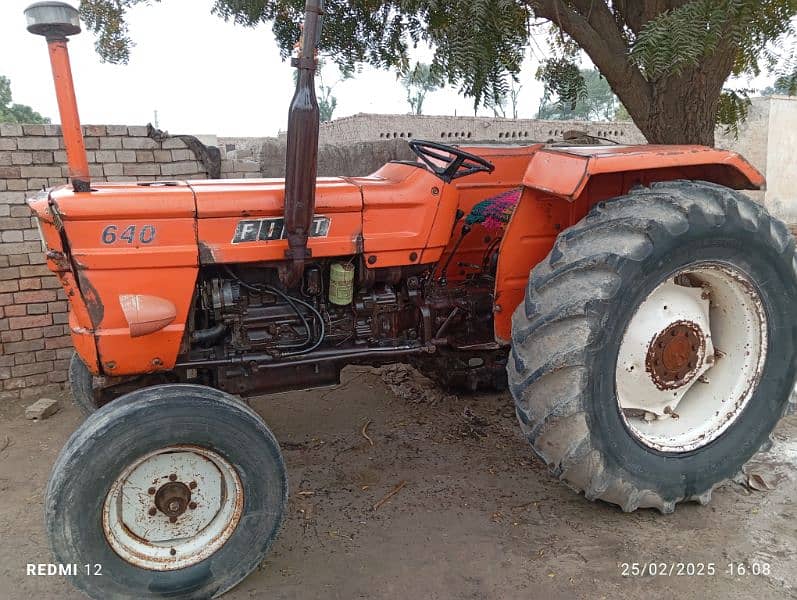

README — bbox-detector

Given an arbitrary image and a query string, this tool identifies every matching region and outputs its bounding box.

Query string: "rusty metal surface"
[646,320,705,390]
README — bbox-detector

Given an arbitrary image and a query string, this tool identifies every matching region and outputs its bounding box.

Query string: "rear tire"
[508,181,797,512]
[46,384,287,599]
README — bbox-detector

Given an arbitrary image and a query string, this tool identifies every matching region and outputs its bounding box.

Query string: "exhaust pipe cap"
[24,1,81,39]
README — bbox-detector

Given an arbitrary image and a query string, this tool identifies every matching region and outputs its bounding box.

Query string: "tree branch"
[528,0,652,119]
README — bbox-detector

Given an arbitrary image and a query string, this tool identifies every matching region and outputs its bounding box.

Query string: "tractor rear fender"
[493,145,765,343]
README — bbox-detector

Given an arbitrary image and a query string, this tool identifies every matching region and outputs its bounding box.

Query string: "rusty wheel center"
[647,321,704,389]
[154,482,192,517]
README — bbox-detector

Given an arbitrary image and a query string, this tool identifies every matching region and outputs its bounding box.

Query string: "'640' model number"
[101,225,156,245]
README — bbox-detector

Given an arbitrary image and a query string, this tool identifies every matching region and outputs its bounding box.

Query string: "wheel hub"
[154,481,192,518]
[615,263,766,453]
[647,321,705,389]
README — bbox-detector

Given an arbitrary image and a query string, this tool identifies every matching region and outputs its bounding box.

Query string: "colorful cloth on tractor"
[465,188,522,231]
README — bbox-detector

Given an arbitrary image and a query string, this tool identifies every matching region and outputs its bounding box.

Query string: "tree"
[0,76,50,124]
[400,63,442,115]
[79,1,797,146]
[537,67,622,121]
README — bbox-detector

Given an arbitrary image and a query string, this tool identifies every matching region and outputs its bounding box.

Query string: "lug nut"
[170,548,176,556]
[189,481,197,489]
[169,516,177,523]
[189,502,197,510]
[148,507,157,516]
[148,487,156,495]
[169,474,177,481]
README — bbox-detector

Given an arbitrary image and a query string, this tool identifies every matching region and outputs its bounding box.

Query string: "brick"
[115,150,136,163]
[43,324,64,337]
[19,265,50,277]
[170,149,193,161]
[83,137,99,150]
[107,125,128,135]
[44,124,62,136]
[35,349,55,361]
[55,347,73,360]
[0,138,17,150]
[128,125,149,137]
[83,125,107,137]
[17,137,59,150]
[48,370,68,383]
[0,206,8,217]
[1,330,22,343]
[4,378,26,390]
[3,339,44,353]
[14,350,34,363]
[234,160,260,172]
[123,163,159,176]
[8,180,30,191]
[44,333,71,348]
[123,137,157,150]
[135,151,155,162]
[0,166,21,178]
[0,267,20,281]
[31,151,54,164]
[0,193,25,204]
[95,150,116,163]
[53,150,67,163]
[48,301,67,313]
[9,314,51,329]
[52,313,69,325]
[25,374,47,386]
[0,216,31,230]
[0,280,19,293]
[5,305,25,317]
[160,161,203,176]
[0,293,13,306]
[9,205,31,217]
[24,396,61,420]
[20,166,62,178]
[23,327,43,340]
[22,124,46,136]
[0,152,10,166]
[27,303,48,315]
[153,150,172,162]
[1,230,22,243]
[102,163,123,176]
[100,137,123,150]
[11,152,32,165]
[9,255,29,267]
[0,367,9,380]
[42,278,63,289]
[0,124,23,136]
[162,137,187,149]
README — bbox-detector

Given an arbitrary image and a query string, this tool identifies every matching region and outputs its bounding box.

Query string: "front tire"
[45,384,287,599]
[508,181,797,512]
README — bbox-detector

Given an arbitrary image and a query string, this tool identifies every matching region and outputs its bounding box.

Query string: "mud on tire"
[508,180,797,512]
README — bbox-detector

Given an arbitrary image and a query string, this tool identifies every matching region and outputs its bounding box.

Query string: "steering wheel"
[409,140,495,183]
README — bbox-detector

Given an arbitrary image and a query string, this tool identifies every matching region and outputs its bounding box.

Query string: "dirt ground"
[0,365,794,600]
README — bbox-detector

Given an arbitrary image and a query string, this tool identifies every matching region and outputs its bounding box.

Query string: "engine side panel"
[191,177,363,264]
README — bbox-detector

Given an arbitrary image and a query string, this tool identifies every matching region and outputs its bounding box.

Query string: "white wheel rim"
[615,262,767,453]
[102,445,243,571]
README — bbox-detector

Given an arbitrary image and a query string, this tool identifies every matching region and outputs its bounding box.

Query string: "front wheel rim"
[615,262,767,453]
[102,445,243,571]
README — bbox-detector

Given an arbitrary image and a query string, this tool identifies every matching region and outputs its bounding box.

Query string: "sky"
[0,0,546,137]
[0,1,781,138]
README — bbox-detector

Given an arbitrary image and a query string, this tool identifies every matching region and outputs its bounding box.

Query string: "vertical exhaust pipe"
[282,0,323,287]
[24,2,91,193]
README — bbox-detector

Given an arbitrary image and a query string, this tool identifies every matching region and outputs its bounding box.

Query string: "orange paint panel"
[523,145,764,201]
[51,182,197,220]
[493,191,574,343]
[69,311,100,375]
[64,218,198,270]
[197,212,361,264]
[78,266,197,375]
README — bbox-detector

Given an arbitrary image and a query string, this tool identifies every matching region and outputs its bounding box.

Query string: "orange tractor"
[24,2,797,599]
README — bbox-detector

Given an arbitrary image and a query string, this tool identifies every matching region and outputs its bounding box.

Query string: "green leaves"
[0,76,50,124]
